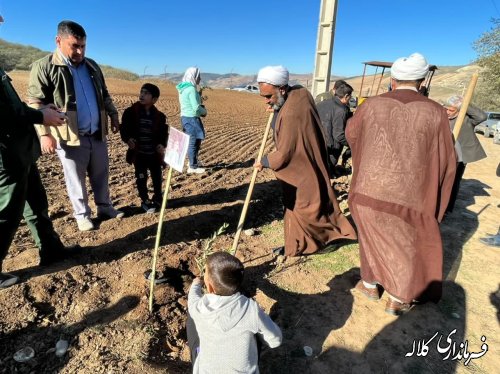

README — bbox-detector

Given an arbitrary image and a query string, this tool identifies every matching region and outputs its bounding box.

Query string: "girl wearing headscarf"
[176,67,207,173]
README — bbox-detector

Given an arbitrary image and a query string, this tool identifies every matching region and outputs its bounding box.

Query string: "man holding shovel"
[253,65,356,257]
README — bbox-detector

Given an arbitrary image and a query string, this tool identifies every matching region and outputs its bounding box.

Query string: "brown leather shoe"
[385,298,413,316]
[354,280,380,301]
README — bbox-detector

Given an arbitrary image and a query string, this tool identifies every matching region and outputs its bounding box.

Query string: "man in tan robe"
[254,66,356,257]
[347,53,456,315]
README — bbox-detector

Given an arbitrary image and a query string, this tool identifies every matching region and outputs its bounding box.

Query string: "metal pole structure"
[143,66,148,80]
[370,66,378,96]
[375,67,386,95]
[163,65,168,80]
[358,63,368,98]
[311,0,338,98]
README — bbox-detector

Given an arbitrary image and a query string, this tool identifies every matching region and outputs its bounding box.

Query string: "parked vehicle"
[231,85,259,94]
[493,123,500,145]
[474,111,500,137]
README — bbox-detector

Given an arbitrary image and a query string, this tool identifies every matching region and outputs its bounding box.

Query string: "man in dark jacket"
[444,95,487,213]
[316,82,353,177]
[0,64,69,289]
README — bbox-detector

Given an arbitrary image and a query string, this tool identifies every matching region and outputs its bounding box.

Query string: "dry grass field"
[0,71,498,373]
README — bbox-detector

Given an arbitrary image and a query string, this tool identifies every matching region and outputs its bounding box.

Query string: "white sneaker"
[187,167,205,174]
[0,272,19,289]
[77,217,95,231]
[97,206,125,219]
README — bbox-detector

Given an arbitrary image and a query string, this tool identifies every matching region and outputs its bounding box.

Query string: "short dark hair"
[57,20,86,39]
[335,82,353,98]
[206,252,244,296]
[333,80,347,91]
[141,83,160,99]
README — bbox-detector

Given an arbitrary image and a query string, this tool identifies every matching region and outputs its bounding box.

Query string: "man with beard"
[347,53,456,315]
[28,20,123,232]
[253,65,356,257]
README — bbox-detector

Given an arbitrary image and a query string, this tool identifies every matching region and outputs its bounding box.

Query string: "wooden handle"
[149,166,173,312]
[231,113,274,254]
[453,73,479,140]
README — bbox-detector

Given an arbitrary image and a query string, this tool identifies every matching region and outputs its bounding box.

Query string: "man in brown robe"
[346,53,456,315]
[254,65,356,257]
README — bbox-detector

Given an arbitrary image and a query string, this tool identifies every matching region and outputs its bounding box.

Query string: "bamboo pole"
[452,73,479,140]
[148,166,173,312]
[231,113,274,255]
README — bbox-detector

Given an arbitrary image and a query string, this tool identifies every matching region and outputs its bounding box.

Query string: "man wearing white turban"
[254,65,357,257]
[347,53,456,315]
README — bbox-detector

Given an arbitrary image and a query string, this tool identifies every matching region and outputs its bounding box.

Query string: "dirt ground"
[1,72,499,373]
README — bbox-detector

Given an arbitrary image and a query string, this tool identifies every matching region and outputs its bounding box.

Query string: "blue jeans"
[187,137,202,168]
[181,116,205,168]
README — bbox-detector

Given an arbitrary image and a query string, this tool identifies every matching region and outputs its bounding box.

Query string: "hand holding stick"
[231,113,274,255]
[452,73,479,140]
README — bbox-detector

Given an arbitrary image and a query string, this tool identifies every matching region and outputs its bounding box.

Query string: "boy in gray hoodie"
[187,252,282,373]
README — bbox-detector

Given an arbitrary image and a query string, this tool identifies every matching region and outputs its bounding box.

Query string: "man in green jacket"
[1,63,70,289]
[28,20,123,232]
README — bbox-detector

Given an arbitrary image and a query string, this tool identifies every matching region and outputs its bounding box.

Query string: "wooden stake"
[149,166,173,313]
[452,73,479,140]
[231,113,274,255]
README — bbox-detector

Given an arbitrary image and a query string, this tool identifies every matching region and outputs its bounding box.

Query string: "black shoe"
[141,200,156,214]
[39,245,81,266]
[272,246,285,256]
[152,199,162,210]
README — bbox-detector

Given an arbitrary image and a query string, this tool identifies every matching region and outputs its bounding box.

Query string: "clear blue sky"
[0,0,498,77]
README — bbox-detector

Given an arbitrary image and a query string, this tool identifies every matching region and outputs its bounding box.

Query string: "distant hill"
[158,72,332,91]
[0,38,139,81]
[0,39,48,71]
[1,38,481,105]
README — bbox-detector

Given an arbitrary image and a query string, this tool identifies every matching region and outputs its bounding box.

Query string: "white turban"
[182,67,200,86]
[391,53,429,80]
[257,65,289,86]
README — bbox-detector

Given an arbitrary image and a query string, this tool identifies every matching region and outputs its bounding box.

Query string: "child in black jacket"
[120,83,168,213]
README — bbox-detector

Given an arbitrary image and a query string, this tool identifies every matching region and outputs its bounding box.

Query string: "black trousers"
[446,162,466,213]
[134,153,163,202]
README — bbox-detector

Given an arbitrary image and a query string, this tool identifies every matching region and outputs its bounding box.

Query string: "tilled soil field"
[1,71,499,374]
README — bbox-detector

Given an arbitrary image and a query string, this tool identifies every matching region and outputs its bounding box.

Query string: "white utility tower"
[311,0,338,99]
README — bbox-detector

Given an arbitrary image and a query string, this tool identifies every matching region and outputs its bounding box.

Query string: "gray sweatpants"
[56,135,113,220]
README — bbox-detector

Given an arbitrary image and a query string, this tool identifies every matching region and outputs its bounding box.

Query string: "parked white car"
[231,85,259,94]
[493,121,500,145]
[475,111,500,137]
